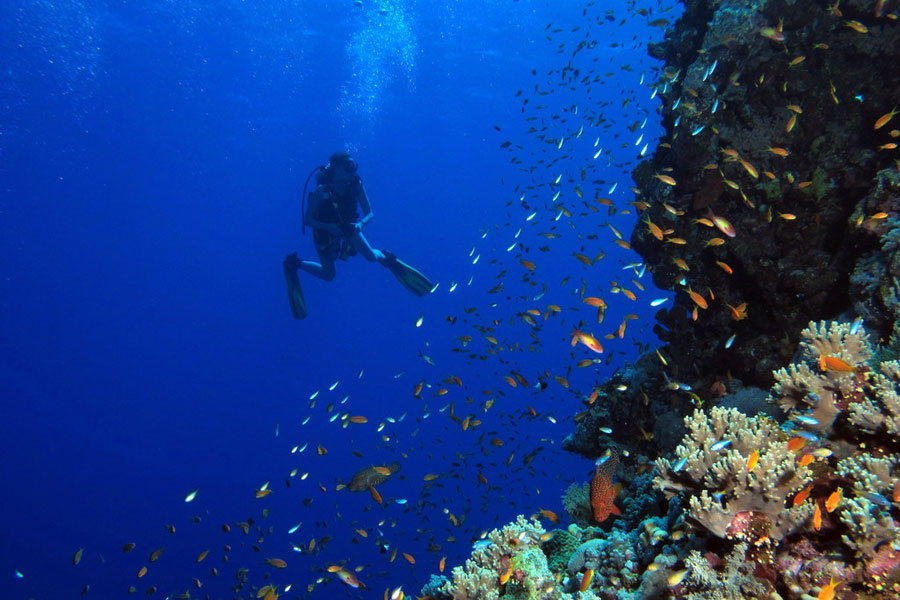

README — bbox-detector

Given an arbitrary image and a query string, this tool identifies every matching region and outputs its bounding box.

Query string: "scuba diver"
[283,151,434,319]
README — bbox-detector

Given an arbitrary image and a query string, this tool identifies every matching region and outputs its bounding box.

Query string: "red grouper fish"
[590,447,621,522]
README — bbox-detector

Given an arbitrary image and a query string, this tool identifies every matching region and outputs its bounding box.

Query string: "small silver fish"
[710,440,732,451]
[864,493,892,507]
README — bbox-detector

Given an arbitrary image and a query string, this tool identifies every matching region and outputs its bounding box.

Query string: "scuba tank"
[300,164,325,235]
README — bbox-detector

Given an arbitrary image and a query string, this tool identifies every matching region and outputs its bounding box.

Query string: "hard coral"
[566,531,642,591]
[561,482,593,528]
[542,528,581,573]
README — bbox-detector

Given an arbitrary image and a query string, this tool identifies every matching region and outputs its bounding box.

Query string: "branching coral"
[680,542,772,600]
[848,359,900,436]
[654,406,813,539]
[768,321,900,445]
[766,321,900,591]
[836,454,900,501]
[771,320,872,435]
[438,516,599,600]
[833,454,900,566]
[837,496,900,563]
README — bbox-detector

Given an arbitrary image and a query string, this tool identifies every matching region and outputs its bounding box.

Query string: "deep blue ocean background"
[1,1,677,597]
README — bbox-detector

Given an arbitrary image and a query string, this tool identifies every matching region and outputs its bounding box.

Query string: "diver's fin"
[283,254,307,319]
[381,251,434,297]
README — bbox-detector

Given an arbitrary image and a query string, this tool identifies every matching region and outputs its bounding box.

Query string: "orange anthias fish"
[706,209,736,237]
[818,575,842,600]
[572,328,604,353]
[818,355,855,373]
[590,448,621,523]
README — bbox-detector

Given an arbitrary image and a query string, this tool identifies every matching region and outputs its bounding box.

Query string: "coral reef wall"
[565,0,900,463]
[631,0,900,389]
[424,1,900,600]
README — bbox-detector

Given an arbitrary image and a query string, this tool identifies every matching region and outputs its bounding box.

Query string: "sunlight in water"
[339,0,418,136]
[2,0,101,141]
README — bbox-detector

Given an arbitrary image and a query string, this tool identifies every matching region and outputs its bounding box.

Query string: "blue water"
[1,1,674,597]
